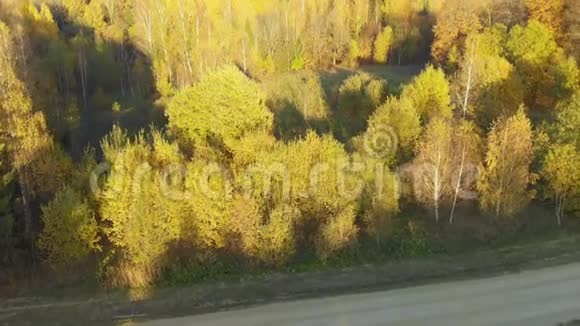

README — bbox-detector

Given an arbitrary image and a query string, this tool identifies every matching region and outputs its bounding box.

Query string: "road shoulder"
[2,236,580,325]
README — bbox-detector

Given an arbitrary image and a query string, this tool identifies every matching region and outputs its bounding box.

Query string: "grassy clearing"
[319,64,423,99]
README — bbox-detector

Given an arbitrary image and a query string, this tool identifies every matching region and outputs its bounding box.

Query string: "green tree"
[228,196,297,266]
[166,65,273,152]
[477,108,537,217]
[358,160,399,244]
[231,131,360,259]
[364,96,422,164]
[550,91,580,148]
[506,20,560,109]
[315,204,358,260]
[0,21,72,239]
[401,65,453,121]
[452,25,525,127]
[471,55,525,129]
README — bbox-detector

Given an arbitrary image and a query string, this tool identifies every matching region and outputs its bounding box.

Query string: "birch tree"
[477,108,536,217]
[415,118,453,222]
[541,144,580,226]
[455,37,479,118]
[449,120,482,223]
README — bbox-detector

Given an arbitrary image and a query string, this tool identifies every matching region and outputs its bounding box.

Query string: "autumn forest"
[0,0,579,290]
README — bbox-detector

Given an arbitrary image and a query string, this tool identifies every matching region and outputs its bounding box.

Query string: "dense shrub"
[229,198,298,266]
[37,187,100,266]
[315,204,358,260]
[99,127,183,283]
[358,162,400,244]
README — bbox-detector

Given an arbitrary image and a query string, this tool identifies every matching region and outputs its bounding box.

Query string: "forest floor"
[2,229,580,325]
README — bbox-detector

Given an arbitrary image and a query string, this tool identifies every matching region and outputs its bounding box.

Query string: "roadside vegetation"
[0,0,579,292]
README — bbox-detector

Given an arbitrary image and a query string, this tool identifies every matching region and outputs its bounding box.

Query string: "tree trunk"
[461,41,476,117]
[449,144,466,224]
[434,164,440,223]
[78,50,87,111]
[17,169,32,240]
[242,39,247,72]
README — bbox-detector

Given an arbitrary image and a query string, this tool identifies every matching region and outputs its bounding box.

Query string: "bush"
[99,128,183,284]
[396,219,437,258]
[251,204,298,266]
[37,187,100,267]
[230,131,362,256]
[315,205,358,260]
[359,164,400,244]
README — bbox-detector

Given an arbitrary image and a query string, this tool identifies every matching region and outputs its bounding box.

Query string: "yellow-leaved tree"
[541,144,580,226]
[449,120,482,224]
[0,21,72,240]
[99,127,184,286]
[524,0,565,35]
[477,108,537,217]
[373,26,393,63]
[37,187,100,267]
[414,118,453,222]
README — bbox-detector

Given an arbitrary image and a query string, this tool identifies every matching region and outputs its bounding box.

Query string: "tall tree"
[373,25,393,63]
[477,108,536,217]
[414,118,453,222]
[506,20,569,110]
[0,21,70,240]
[431,0,482,65]
[449,120,482,223]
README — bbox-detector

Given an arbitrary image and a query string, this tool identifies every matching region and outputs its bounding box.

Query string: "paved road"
[142,262,580,326]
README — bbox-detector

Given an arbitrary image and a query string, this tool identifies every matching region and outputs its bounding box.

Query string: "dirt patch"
[2,235,580,325]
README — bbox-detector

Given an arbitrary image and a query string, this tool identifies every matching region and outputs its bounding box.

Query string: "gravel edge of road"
[2,236,580,325]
